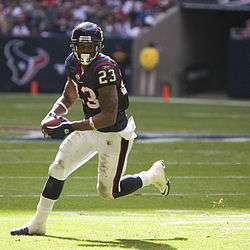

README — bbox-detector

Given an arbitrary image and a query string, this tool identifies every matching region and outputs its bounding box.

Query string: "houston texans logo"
[4,39,49,85]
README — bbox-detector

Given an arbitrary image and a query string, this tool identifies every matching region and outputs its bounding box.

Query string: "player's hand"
[41,115,74,139]
[45,121,74,139]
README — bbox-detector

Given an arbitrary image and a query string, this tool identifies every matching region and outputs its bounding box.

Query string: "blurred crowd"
[230,19,250,39]
[240,19,250,38]
[0,0,176,38]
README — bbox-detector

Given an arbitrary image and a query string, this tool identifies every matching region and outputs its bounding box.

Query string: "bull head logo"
[4,39,49,86]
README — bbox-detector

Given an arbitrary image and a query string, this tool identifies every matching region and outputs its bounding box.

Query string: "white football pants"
[48,117,136,199]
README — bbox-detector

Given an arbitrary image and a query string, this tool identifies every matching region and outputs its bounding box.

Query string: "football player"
[11,22,170,236]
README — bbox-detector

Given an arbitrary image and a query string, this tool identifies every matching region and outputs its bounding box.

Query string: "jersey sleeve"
[94,62,120,88]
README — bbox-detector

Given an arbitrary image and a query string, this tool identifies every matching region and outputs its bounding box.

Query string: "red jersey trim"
[76,62,82,76]
[95,61,113,70]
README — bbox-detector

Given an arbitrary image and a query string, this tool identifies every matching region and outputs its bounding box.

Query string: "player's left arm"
[45,65,119,136]
[71,84,118,131]
[93,84,118,127]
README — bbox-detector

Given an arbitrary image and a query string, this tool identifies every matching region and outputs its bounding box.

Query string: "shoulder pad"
[65,53,77,78]
[94,54,116,70]
[65,53,76,68]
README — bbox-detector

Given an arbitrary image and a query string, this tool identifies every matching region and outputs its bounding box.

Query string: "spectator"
[0,0,176,38]
[12,13,31,36]
[0,3,9,35]
[240,19,250,38]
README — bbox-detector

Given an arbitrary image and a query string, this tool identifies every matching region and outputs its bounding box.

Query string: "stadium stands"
[180,0,250,11]
[0,0,176,38]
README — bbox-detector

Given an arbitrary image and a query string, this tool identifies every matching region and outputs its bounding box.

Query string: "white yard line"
[0,176,96,179]
[0,193,247,198]
[160,221,250,226]
[0,149,56,152]
[0,161,51,164]
[167,161,245,165]
[136,138,250,143]
[0,161,248,165]
[0,175,249,179]
[2,215,250,227]
[185,112,250,119]
[173,176,250,179]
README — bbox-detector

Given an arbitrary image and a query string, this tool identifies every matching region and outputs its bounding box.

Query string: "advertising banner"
[0,36,132,93]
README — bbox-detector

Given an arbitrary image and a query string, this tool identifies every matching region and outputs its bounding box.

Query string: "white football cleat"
[149,160,170,196]
[10,223,46,236]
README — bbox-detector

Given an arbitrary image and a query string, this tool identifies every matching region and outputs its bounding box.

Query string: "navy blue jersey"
[65,53,129,132]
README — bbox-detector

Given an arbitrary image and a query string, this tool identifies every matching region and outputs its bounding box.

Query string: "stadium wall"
[179,8,249,96]
[132,6,187,97]
[132,5,250,97]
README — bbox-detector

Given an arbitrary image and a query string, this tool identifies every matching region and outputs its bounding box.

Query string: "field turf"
[0,94,250,249]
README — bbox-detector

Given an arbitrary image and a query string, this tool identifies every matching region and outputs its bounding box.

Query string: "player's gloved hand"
[46,121,74,139]
[41,114,74,139]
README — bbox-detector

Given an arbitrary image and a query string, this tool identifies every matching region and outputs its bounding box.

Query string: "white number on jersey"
[81,86,100,109]
[98,69,117,85]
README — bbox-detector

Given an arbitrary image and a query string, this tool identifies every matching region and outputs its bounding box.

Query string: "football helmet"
[70,22,104,65]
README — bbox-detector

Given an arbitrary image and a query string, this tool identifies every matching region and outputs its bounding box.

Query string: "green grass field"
[0,94,250,249]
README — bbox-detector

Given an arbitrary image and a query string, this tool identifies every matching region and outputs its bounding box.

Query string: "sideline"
[1,93,250,107]
[1,130,250,143]
[130,96,250,107]
[0,192,247,198]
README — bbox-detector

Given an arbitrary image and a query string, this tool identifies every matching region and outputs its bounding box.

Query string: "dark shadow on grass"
[45,235,188,249]
[78,239,179,249]
[45,235,82,241]
[146,238,188,241]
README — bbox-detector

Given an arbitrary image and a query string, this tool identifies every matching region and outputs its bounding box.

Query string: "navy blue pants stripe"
[112,138,129,198]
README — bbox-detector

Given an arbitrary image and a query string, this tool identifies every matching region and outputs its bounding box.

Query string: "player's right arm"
[41,77,78,125]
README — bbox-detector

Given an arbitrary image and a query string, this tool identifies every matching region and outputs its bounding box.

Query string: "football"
[41,116,69,131]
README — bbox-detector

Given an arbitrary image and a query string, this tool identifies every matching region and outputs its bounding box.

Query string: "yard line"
[0,193,247,198]
[185,112,250,119]
[169,161,244,165]
[1,218,250,227]
[0,161,248,165]
[0,176,96,179]
[160,221,250,225]
[0,176,249,179]
[0,161,50,164]
[0,149,56,152]
[48,211,250,218]
[1,213,250,226]
[137,138,250,143]
[173,176,250,179]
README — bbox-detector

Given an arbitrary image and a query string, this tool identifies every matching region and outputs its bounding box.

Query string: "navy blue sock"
[42,176,64,200]
[117,176,143,198]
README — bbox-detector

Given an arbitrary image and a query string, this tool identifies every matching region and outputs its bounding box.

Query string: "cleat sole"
[10,227,29,236]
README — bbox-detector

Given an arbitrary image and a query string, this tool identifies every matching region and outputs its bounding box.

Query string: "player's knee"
[48,159,66,181]
[97,182,114,200]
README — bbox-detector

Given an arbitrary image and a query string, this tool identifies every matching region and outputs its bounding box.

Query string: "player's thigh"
[49,130,97,180]
[97,134,134,199]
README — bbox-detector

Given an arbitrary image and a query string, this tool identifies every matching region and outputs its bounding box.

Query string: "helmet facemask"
[71,41,101,65]
[70,22,104,65]
[70,35,103,65]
